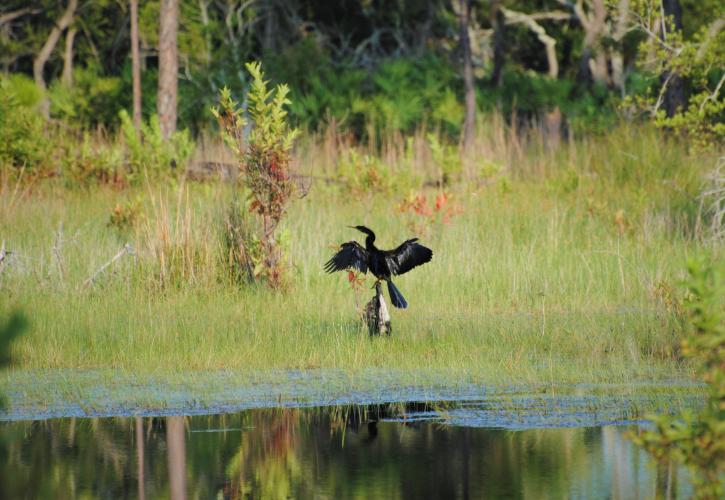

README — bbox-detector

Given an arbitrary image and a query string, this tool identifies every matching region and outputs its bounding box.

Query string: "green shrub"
[336,150,393,196]
[478,68,617,135]
[212,62,299,288]
[622,2,725,148]
[267,46,463,139]
[632,258,725,498]
[0,76,47,171]
[3,74,43,108]
[427,134,461,185]
[60,133,124,187]
[351,56,463,139]
[49,66,124,129]
[107,197,143,235]
[119,110,194,182]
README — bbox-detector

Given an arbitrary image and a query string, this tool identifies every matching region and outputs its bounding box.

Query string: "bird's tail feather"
[387,280,408,309]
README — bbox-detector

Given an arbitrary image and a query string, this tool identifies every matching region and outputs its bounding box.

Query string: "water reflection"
[0,405,691,499]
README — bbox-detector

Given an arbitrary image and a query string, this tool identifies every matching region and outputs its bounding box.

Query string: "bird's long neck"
[364,232,376,251]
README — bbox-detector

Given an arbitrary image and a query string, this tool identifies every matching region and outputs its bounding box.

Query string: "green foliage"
[49,66,124,129]
[427,134,461,185]
[333,146,422,198]
[119,110,194,183]
[0,76,46,171]
[245,62,299,155]
[625,0,725,148]
[652,72,725,149]
[267,47,463,138]
[336,150,393,196]
[3,0,718,144]
[2,74,43,108]
[264,39,365,132]
[353,56,463,137]
[212,62,299,288]
[479,68,616,134]
[60,133,124,187]
[633,258,725,498]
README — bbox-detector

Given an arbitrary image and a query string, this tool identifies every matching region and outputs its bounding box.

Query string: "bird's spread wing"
[387,238,433,276]
[324,241,368,273]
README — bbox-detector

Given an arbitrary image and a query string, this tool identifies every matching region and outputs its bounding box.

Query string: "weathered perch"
[364,282,391,336]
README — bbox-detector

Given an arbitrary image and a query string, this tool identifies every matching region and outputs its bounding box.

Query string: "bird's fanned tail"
[386,280,408,309]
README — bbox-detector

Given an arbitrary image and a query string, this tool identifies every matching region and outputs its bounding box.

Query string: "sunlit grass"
[0,124,719,413]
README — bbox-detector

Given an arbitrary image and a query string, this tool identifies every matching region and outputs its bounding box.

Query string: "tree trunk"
[166,416,186,500]
[661,0,686,117]
[33,0,78,117]
[61,27,76,87]
[130,0,143,135]
[574,0,607,86]
[158,0,179,140]
[501,8,563,145]
[490,0,505,88]
[459,0,476,150]
[610,0,629,95]
[364,282,391,336]
[263,4,276,53]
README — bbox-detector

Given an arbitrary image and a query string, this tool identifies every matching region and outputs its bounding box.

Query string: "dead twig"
[81,244,134,290]
[52,222,65,282]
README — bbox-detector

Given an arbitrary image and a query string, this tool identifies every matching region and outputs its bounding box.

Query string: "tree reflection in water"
[0,404,692,499]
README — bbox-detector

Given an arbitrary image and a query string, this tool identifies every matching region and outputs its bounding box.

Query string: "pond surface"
[0,403,691,499]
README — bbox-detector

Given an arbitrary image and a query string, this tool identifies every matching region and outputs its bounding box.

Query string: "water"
[0,402,692,499]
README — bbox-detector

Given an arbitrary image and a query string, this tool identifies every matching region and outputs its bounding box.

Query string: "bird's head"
[348,225,374,236]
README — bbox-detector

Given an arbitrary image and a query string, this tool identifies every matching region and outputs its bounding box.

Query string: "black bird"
[324,226,433,309]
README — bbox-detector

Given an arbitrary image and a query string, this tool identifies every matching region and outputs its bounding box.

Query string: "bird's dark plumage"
[324,226,433,309]
[388,238,433,275]
[323,241,368,274]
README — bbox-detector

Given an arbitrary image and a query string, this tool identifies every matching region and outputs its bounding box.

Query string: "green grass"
[0,125,720,414]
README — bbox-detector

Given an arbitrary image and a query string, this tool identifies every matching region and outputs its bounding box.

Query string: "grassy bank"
[0,124,720,408]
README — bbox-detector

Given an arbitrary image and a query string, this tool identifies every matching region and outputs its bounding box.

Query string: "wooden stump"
[364,282,391,336]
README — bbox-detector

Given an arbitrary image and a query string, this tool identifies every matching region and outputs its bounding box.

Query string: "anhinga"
[324,226,433,309]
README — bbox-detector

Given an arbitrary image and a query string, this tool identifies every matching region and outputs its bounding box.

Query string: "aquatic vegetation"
[633,258,725,499]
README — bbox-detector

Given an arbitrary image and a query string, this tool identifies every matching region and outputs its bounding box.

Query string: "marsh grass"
[0,122,720,407]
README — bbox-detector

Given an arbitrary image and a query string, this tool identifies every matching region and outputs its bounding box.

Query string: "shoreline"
[1,368,704,425]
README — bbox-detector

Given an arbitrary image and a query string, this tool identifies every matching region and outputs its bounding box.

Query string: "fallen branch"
[81,244,134,290]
